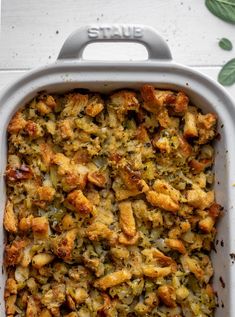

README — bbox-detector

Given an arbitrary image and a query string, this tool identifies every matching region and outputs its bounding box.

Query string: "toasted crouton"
[119,201,136,237]
[94,269,132,290]
[146,191,179,213]
[157,285,176,308]
[118,232,139,245]
[142,265,172,278]
[51,229,77,261]
[32,217,49,239]
[165,238,186,254]
[153,179,180,203]
[110,90,139,114]
[181,254,204,281]
[32,253,55,269]
[4,200,18,233]
[141,85,174,112]
[66,190,92,214]
[5,239,27,266]
[199,216,215,233]
[187,189,214,209]
[8,112,26,134]
[86,222,117,244]
[184,111,198,138]
[85,95,104,117]
[37,186,55,201]
[58,119,74,139]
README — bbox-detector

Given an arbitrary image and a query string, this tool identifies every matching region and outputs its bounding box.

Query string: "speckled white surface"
[0,0,235,99]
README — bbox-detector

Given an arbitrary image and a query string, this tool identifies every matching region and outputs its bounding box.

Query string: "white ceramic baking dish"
[0,24,234,316]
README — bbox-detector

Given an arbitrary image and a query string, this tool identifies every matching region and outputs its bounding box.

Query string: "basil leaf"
[205,0,235,24]
[218,58,235,86]
[219,38,233,50]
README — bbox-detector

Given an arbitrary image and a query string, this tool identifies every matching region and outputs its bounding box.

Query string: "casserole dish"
[0,24,235,316]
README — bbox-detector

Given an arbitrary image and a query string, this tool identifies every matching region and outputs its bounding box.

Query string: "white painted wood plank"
[1,0,235,69]
[0,67,234,99]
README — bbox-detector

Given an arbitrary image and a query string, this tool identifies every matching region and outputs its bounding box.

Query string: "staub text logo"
[88,26,143,39]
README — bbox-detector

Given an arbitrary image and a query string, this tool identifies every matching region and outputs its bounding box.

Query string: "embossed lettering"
[111,26,122,39]
[133,27,143,38]
[100,26,111,38]
[87,25,143,40]
[88,27,99,38]
[123,26,131,38]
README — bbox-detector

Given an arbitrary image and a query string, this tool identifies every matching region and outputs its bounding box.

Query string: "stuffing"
[5,86,219,316]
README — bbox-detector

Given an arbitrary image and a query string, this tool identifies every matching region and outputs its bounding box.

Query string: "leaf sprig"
[218,58,235,86]
[205,0,235,24]
[219,38,233,50]
[205,0,235,85]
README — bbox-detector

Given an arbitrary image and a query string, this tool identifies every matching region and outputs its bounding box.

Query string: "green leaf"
[219,38,233,50]
[218,58,235,86]
[205,0,235,24]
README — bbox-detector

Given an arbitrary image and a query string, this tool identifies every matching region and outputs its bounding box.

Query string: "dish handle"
[57,24,172,62]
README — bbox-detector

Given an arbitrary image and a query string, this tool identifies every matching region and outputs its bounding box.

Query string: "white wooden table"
[1,0,235,99]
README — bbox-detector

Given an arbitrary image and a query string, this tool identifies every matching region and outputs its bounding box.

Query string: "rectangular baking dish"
[0,24,235,316]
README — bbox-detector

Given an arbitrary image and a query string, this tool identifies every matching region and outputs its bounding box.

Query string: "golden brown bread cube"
[146,191,179,213]
[157,285,176,308]
[85,95,104,117]
[66,189,92,214]
[118,232,139,245]
[94,269,132,290]
[165,238,186,254]
[142,265,172,278]
[153,179,180,203]
[32,217,50,239]
[5,239,26,267]
[4,201,18,233]
[118,201,136,237]
[184,111,198,138]
[187,189,214,209]
[32,253,55,269]
[58,119,74,139]
[51,229,77,261]
[199,216,215,233]
[8,112,26,134]
[37,186,55,201]
[86,222,117,244]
